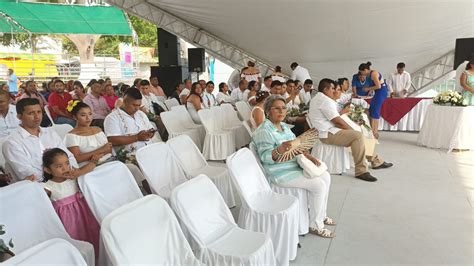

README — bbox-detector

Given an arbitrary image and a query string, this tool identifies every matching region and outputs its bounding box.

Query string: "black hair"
[140,79,150,86]
[183,78,191,83]
[318,78,335,92]
[248,80,257,90]
[16,98,40,114]
[97,79,105,85]
[42,148,68,182]
[337,77,349,86]
[256,90,270,103]
[358,61,372,71]
[54,79,65,85]
[124,87,143,100]
[0,89,10,99]
[247,61,256,67]
[290,62,298,69]
[275,66,282,72]
[304,79,313,85]
[87,79,99,87]
[271,80,282,88]
[264,76,272,82]
[218,82,226,92]
[149,75,158,80]
[286,79,295,86]
[73,80,84,89]
[120,84,130,96]
[190,82,203,102]
[71,102,91,117]
[397,62,405,69]
[133,78,142,86]
[174,81,183,90]
[466,57,474,70]
[239,79,247,86]
[206,81,214,86]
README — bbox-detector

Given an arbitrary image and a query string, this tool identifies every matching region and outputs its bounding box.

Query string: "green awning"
[0,2,132,35]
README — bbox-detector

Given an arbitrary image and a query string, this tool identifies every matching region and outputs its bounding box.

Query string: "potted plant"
[0,225,14,262]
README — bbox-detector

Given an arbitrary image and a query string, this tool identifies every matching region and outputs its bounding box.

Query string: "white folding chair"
[165,98,180,110]
[249,142,309,235]
[161,110,203,151]
[136,143,187,199]
[167,135,236,207]
[0,181,94,265]
[51,124,73,140]
[198,108,235,160]
[44,104,55,125]
[235,101,251,121]
[5,238,87,265]
[227,148,299,265]
[0,137,6,169]
[170,175,276,265]
[220,104,251,148]
[243,120,254,136]
[171,105,206,142]
[101,195,200,265]
[78,161,143,223]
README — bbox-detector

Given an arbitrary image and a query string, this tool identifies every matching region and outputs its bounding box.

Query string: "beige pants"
[320,130,383,176]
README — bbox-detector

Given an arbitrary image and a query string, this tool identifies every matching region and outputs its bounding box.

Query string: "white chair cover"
[311,139,351,174]
[170,175,276,266]
[136,143,187,199]
[0,137,6,169]
[167,135,236,207]
[161,110,203,151]
[4,238,87,266]
[78,161,143,223]
[198,108,235,160]
[242,120,254,136]
[235,101,251,121]
[101,195,200,266]
[226,148,299,265]
[165,98,180,110]
[171,105,206,140]
[249,143,309,235]
[51,124,73,140]
[220,104,251,148]
[0,181,94,265]
[44,104,55,125]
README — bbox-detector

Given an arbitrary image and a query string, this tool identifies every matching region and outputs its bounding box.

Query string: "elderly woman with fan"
[252,95,335,238]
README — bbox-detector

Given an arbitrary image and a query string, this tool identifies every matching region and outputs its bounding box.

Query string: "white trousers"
[277,171,331,230]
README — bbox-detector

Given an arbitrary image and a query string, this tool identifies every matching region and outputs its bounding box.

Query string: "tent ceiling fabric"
[0,2,132,35]
[109,0,473,80]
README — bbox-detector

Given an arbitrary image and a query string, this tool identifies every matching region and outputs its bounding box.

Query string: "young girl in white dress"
[250,90,270,131]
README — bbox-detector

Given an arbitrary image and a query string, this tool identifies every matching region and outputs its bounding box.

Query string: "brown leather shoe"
[355,172,377,182]
[372,162,394,169]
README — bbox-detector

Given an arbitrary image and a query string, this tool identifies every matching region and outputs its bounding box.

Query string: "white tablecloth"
[417,105,474,152]
[378,99,432,131]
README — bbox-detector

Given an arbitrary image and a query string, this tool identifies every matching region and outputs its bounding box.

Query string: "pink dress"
[103,94,119,110]
[44,179,100,259]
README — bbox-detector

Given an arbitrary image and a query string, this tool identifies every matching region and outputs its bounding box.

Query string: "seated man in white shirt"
[308,79,393,182]
[387,62,411,98]
[0,90,20,138]
[179,78,192,105]
[290,62,311,82]
[202,81,217,108]
[104,87,160,155]
[231,79,248,102]
[261,76,272,92]
[299,79,313,105]
[2,98,78,182]
[139,79,168,141]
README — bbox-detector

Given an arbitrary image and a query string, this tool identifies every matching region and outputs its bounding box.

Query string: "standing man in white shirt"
[308,79,393,182]
[290,62,311,82]
[0,90,20,138]
[179,78,192,105]
[231,79,248,102]
[203,81,217,108]
[2,98,78,182]
[299,79,313,105]
[261,76,272,92]
[387,62,411,98]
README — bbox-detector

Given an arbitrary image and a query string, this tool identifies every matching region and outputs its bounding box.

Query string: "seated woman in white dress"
[252,95,335,238]
[186,82,204,124]
[216,82,234,104]
[250,90,269,130]
[65,101,150,193]
[247,80,258,106]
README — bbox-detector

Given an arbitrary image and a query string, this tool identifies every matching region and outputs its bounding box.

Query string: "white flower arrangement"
[433,90,467,106]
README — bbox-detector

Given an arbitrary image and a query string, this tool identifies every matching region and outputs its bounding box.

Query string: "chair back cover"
[5,238,87,266]
[235,101,251,121]
[220,103,243,127]
[136,143,187,198]
[160,111,183,133]
[0,137,6,168]
[165,98,180,110]
[170,175,236,246]
[226,148,271,204]
[101,195,199,265]
[44,104,55,125]
[198,108,220,134]
[171,105,198,126]
[51,124,74,140]
[243,120,254,135]
[0,181,94,265]
[167,134,207,175]
[78,161,143,223]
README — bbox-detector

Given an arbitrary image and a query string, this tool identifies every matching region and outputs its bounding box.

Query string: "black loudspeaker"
[157,28,179,66]
[454,38,474,70]
[150,66,186,96]
[188,48,205,72]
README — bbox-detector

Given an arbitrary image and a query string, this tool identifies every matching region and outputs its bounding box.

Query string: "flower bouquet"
[348,104,371,131]
[433,90,467,106]
[115,147,138,166]
[0,225,14,262]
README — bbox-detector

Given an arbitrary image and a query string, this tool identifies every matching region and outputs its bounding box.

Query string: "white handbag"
[296,154,328,178]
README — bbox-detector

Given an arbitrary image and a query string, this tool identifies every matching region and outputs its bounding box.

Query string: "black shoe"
[355,172,377,182]
[372,162,394,170]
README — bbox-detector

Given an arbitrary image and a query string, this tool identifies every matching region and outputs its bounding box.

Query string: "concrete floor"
[219,131,474,266]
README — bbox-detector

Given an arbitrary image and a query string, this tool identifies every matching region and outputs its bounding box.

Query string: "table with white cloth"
[417,105,474,152]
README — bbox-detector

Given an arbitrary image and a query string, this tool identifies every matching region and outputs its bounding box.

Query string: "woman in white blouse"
[186,82,204,124]
[216,82,233,104]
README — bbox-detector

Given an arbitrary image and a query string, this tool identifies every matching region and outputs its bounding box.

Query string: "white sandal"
[309,227,335,238]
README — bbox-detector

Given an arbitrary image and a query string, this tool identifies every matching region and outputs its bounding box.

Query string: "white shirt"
[179,88,190,97]
[0,104,20,138]
[242,90,250,102]
[231,88,246,102]
[308,92,341,138]
[261,85,271,92]
[141,93,163,114]
[202,91,217,108]
[387,71,411,97]
[290,65,311,82]
[299,89,312,105]
[104,108,155,152]
[216,91,233,104]
[2,126,78,182]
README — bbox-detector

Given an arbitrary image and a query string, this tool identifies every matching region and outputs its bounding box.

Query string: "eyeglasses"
[271,106,287,112]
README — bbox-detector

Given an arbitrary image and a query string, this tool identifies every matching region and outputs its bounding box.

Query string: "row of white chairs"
[161,105,205,151]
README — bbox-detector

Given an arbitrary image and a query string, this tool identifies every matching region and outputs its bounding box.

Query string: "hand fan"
[277,128,319,162]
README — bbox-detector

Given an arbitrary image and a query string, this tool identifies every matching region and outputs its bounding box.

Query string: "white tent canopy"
[108,0,474,81]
